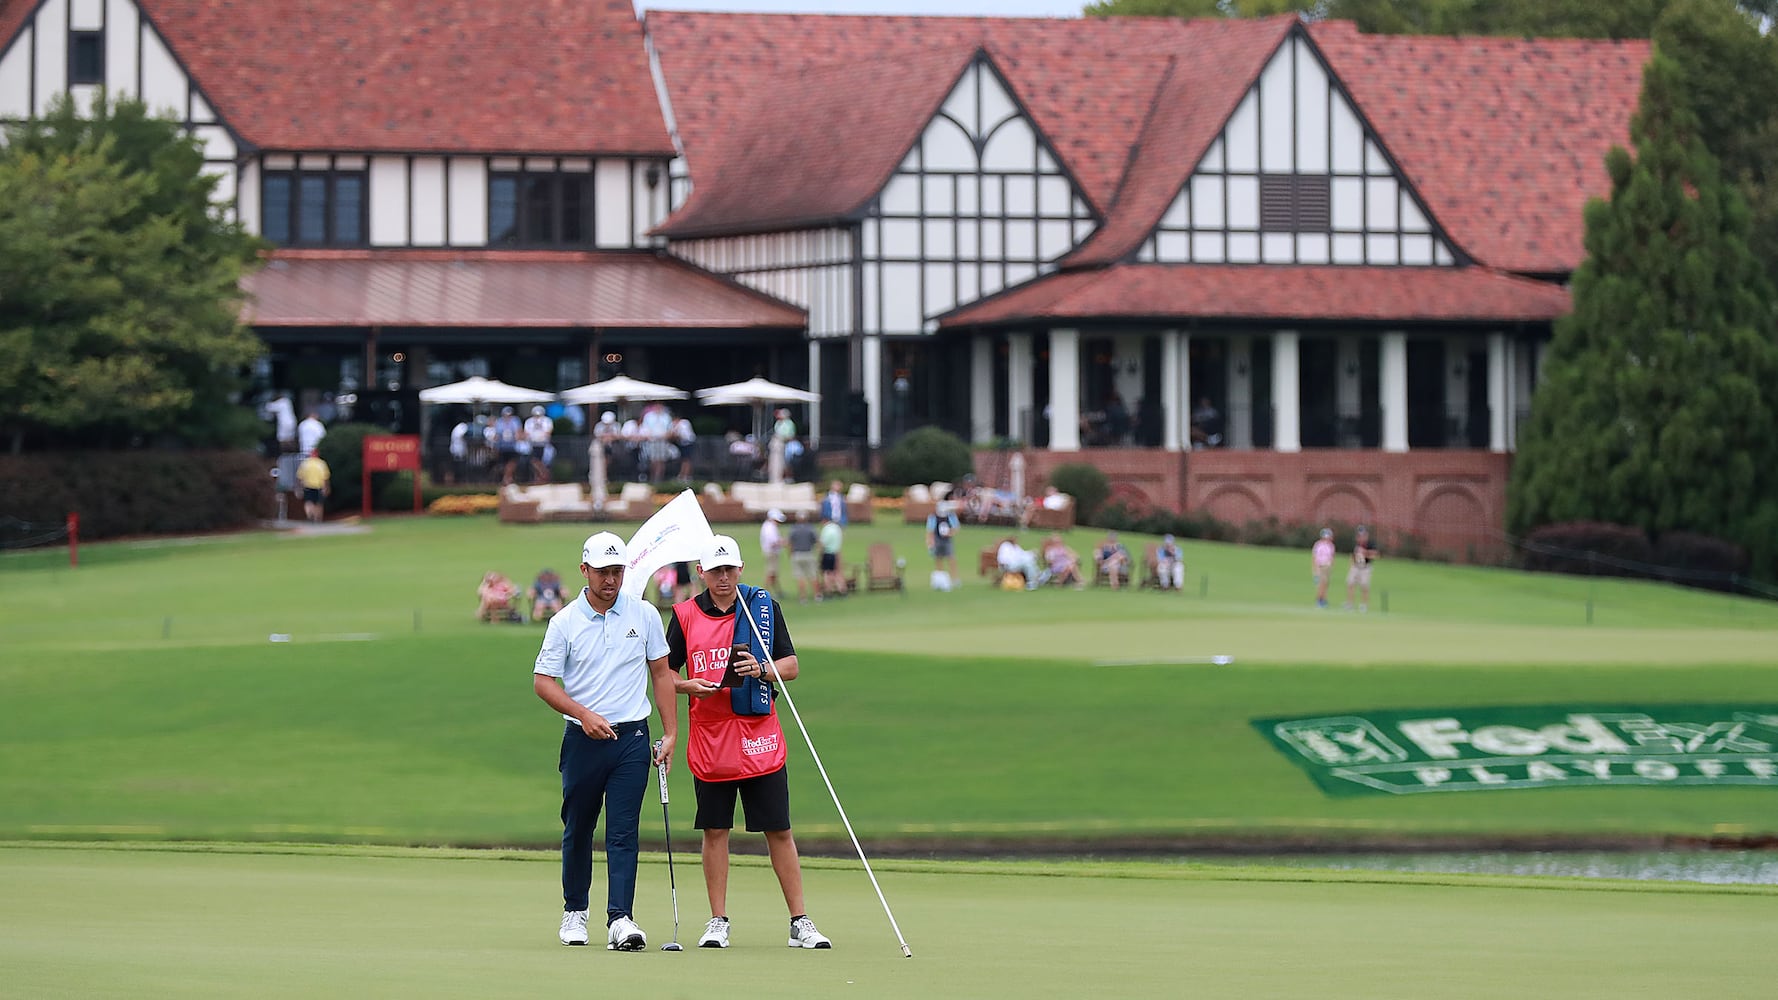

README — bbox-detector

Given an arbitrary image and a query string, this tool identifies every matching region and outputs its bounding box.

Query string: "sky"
[636,0,1086,17]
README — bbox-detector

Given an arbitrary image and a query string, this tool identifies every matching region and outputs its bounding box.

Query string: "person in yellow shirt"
[297,449,331,523]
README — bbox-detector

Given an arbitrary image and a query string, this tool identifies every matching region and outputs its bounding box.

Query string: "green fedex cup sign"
[1253,705,1778,796]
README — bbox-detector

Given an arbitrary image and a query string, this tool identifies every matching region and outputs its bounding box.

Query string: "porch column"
[1160,329,1183,452]
[971,337,994,445]
[1049,327,1082,452]
[808,341,822,447]
[1381,330,1408,452]
[1228,338,1253,449]
[1272,329,1301,453]
[863,335,883,448]
[1487,332,1508,452]
[1007,332,1032,445]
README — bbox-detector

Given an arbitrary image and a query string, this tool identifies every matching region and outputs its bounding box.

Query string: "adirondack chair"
[865,542,905,594]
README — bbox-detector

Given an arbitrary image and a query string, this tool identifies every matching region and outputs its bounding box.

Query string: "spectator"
[1311,528,1336,608]
[1104,392,1130,445]
[1155,533,1185,591]
[818,516,845,599]
[1095,530,1131,589]
[1345,526,1379,613]
[529,568,566,621]
[925,499,960,589]
[759,508,786,591]
[1041,534,1084,589]
[296,448,330,523]
[493,406,525,486]
[671,415,697,481]
[477,571,520,623]
[1190,397,1222,448]
[788,510,818,604]
[525,406,555,483]
[819,479,847,526]
[265,392,297,453]
[726,431,760,480]
[773,407,797,442]
[1040,485,1070,512]
[996,536,1043,590]
[297,410,327,455]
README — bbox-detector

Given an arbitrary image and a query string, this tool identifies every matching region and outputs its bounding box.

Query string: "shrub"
[1520,522,1654,577]
[881,427,973,486]
[1047,463,1110,522]
[0,450,270,540]
[315,422,385,515]
[1652,531,1748,579]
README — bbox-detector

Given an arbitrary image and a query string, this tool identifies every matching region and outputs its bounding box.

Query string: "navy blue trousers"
[559,719,650,920]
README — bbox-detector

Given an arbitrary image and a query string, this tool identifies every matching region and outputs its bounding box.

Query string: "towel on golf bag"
[730,583,776,716]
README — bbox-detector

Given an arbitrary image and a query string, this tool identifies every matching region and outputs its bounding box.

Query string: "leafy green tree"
[1086,0,1771,36]
[1084,0,1316,16]
[1508,56,1778,579]
[0,93,265,452]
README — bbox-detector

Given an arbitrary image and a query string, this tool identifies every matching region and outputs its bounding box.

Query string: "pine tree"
[1508,55,1778,579]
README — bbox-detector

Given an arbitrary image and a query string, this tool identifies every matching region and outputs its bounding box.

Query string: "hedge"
[0,450,272,540]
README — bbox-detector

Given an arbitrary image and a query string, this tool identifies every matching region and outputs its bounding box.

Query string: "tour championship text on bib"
[674,602,786,782]
[1254,705,1778,796]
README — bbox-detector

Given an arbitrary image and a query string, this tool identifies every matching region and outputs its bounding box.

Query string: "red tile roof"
[649,13,1644,275]
[647,12,1183,237]
[940,264,1573,327]
[1310,22,1650,275]
[0,1,34,63]
[1065,16,1295,266]
[243,250,805,329]
[134,0,673,155]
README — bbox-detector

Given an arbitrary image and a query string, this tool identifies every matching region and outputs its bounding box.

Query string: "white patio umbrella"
[417,376,555,405]
[558,375,689,406]
[696,378,823,483]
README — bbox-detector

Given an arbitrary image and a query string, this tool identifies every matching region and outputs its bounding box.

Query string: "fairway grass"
[3,515,1776,848]
[3,844,1774,999]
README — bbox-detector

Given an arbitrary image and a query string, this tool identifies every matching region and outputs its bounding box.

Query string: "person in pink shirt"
[1311,528,1336,608]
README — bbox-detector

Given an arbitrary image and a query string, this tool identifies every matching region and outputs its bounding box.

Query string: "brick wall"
[978,447,1510,560]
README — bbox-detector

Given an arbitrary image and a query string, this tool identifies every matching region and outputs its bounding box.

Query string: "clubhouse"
[0,0,1649,552]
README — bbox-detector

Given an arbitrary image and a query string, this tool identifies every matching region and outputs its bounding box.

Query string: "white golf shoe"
[698,916,730,949]
[607,915,647,951]
[788,915,831,949]
[558,910,589,946]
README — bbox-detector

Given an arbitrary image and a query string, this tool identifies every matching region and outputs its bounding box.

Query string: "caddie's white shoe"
[607,915,646,951]
[558,910,589,946]
[788,915,831,949]
[698,916,730,948]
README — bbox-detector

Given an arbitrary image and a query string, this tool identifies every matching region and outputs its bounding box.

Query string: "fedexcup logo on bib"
[1253,705,1778,796]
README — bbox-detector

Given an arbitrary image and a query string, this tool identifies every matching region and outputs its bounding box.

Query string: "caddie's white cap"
[766,508,785,522]
[581,531,627,569]
[699,534,744,570]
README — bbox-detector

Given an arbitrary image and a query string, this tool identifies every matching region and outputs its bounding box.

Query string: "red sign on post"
[362,435,423,517]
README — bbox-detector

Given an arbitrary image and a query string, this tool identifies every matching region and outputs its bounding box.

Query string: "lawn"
[3,512,1774,848]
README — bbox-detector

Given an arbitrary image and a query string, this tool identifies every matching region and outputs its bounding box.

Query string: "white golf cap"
[700,534,744,570]
[766,508,785,522]
[581,531,627,568]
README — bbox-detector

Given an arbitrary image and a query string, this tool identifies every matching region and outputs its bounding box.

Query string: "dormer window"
[69,30,104,86]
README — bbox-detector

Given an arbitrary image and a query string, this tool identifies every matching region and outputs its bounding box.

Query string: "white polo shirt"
[534,589,668,724]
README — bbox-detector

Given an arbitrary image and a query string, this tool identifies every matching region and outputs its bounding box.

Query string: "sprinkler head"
[661,942,683,952]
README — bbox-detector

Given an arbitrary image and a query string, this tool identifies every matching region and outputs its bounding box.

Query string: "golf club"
[652,740,683,952]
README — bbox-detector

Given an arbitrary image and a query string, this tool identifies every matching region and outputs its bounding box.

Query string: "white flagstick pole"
[737,596,913,959]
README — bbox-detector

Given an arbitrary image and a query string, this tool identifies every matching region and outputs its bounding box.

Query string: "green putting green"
[2,844,1772,998]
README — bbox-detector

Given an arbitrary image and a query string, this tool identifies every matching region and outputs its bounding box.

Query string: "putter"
[653,740,683,952]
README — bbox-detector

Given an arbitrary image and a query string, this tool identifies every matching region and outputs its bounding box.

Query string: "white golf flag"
[619,489,716,601]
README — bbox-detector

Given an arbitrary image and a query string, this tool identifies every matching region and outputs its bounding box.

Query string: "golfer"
[533,531,679,949]
[665,534,832,950]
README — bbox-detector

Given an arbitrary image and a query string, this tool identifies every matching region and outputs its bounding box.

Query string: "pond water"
[1187,850,1778,885]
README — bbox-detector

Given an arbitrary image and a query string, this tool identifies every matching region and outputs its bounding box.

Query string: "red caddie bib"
[672,600,787,782]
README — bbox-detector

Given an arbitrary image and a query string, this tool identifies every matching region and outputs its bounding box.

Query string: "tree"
[1508,56,1778,579]
[1086,0,1769,36]
[0,93,265,453]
